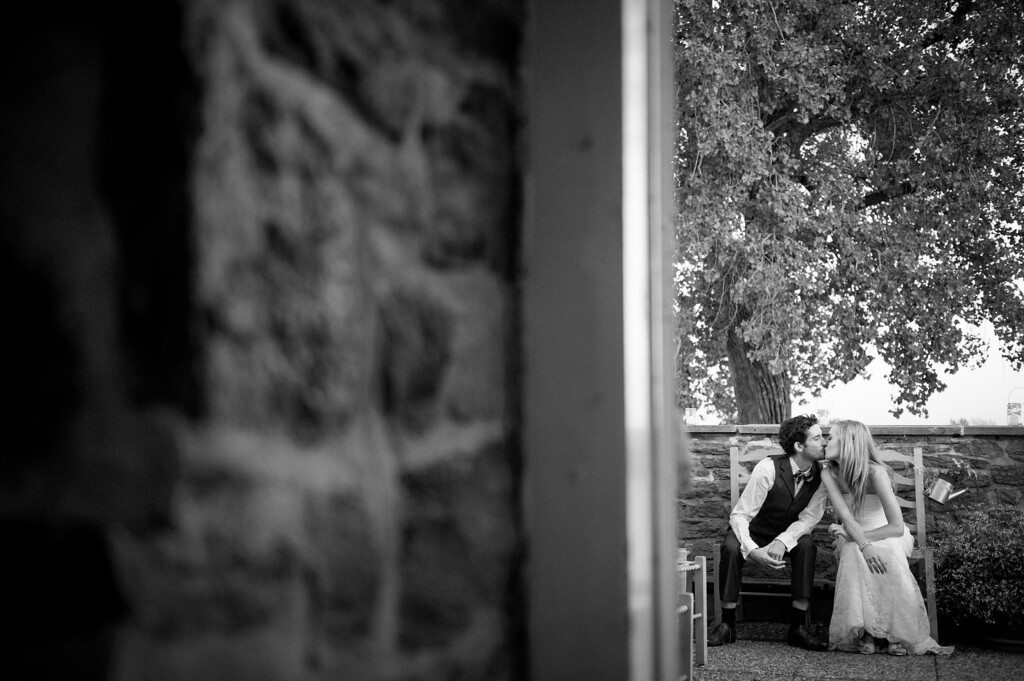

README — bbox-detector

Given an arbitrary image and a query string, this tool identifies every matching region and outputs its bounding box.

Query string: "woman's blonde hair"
[830,419,894,514]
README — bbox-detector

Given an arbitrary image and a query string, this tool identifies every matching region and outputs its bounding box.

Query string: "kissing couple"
[708,414,953,656]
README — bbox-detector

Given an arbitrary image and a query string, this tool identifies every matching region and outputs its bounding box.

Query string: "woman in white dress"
[820,420,953,656]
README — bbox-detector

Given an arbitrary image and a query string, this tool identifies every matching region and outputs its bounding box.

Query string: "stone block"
[380,286,453,432]
[698,454,730,471]
[969,471,992,487]
[678,499,729,519]
[921,452,988,472]
[392,0,521,63]
[112,467,317,639]
[1006,437,1024,463]
[991,464,1024,486]
[198,177,377,439]
[914,444,955,459]
[687,439,731,456]
[398,441,515,650]
[996,488,1024,505]
[398,521,475,648]
[677,518,728,541]
[440,274,509,422]
[960,439,1006,458]
[420,113,515,272]
[304,490,382,640]
[679,479,722,500]
[688,459,710,478]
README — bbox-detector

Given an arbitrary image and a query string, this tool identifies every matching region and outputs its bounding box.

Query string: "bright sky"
[685,323,1024,426]
[798,325,1024,426]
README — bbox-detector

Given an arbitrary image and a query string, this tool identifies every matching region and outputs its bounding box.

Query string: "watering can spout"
[928,476,969,504]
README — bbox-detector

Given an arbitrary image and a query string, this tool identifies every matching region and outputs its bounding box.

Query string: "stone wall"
[1,1,522,680]
[680,425,1024,575]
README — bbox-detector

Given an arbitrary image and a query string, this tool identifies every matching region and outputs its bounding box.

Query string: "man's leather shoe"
[787,624,828,651]
[707,622,736,646]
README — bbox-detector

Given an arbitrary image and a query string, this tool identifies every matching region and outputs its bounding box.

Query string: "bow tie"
[794,467,814,483]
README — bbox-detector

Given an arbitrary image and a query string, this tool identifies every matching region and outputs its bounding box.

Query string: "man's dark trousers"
[719,530,817,603]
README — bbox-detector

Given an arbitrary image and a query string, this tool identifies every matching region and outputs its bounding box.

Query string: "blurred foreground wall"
[0,1,523,679]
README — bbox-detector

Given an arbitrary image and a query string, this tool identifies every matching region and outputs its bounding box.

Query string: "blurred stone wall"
[1,1,523,680]
[680,425,1024,573]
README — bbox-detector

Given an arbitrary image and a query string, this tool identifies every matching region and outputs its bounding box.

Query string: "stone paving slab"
[934,645,1024,681]
[692,622,1024,681]
[695,672,791,681]
[795,650,937,681]
[697,640,810,676]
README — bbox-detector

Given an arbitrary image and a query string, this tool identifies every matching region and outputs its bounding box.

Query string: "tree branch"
[856,180,917,211]
[921,0,975,49]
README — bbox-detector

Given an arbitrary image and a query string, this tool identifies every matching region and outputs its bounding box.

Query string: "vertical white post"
[624,0,678,677]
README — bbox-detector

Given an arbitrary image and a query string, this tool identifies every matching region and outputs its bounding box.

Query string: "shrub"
[934,509,1024,627]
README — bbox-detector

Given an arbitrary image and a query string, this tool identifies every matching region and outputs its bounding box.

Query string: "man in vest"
[708,414,829,650]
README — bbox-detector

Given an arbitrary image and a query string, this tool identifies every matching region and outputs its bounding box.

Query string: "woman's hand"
[828,523,850,540]
[862,543,887,574]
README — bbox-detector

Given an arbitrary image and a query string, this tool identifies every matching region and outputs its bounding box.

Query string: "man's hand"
[748,541,786,570]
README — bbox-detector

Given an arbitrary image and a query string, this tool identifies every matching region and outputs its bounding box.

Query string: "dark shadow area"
[0,2,194,676]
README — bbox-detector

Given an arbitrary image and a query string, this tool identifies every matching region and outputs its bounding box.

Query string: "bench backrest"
[729,445,780,508]
[875,447,927,551]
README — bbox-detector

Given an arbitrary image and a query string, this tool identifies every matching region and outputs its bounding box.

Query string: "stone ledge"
[685,424,1024,437]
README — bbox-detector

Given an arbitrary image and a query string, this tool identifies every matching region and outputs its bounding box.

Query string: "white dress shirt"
[729,456,828,559]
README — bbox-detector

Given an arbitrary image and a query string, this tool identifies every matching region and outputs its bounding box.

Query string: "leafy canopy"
[674,0,1024,419]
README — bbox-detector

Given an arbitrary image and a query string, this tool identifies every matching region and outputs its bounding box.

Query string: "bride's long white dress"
[829,494,953,655]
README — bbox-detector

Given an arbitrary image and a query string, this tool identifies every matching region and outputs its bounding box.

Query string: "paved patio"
[692,622,1024,681]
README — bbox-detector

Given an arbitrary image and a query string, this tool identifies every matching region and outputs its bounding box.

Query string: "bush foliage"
[934,509,1024,627]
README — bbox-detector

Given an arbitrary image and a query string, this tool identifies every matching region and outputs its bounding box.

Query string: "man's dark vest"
[748,455,822,547]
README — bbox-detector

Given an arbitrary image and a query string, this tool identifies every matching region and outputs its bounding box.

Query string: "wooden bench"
[704,444,938,640]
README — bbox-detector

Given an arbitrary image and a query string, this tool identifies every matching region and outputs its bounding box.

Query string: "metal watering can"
[927,473,968,504]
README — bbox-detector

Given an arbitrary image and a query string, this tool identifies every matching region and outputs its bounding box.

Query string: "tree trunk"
[726,325,791,423]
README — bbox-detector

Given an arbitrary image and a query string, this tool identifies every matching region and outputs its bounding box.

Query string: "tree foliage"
[674,0,1024,422]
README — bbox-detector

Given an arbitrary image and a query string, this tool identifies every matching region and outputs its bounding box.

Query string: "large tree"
[674,0,1024,423]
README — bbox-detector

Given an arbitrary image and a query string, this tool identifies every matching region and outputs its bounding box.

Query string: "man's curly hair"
[779,414,819,456]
